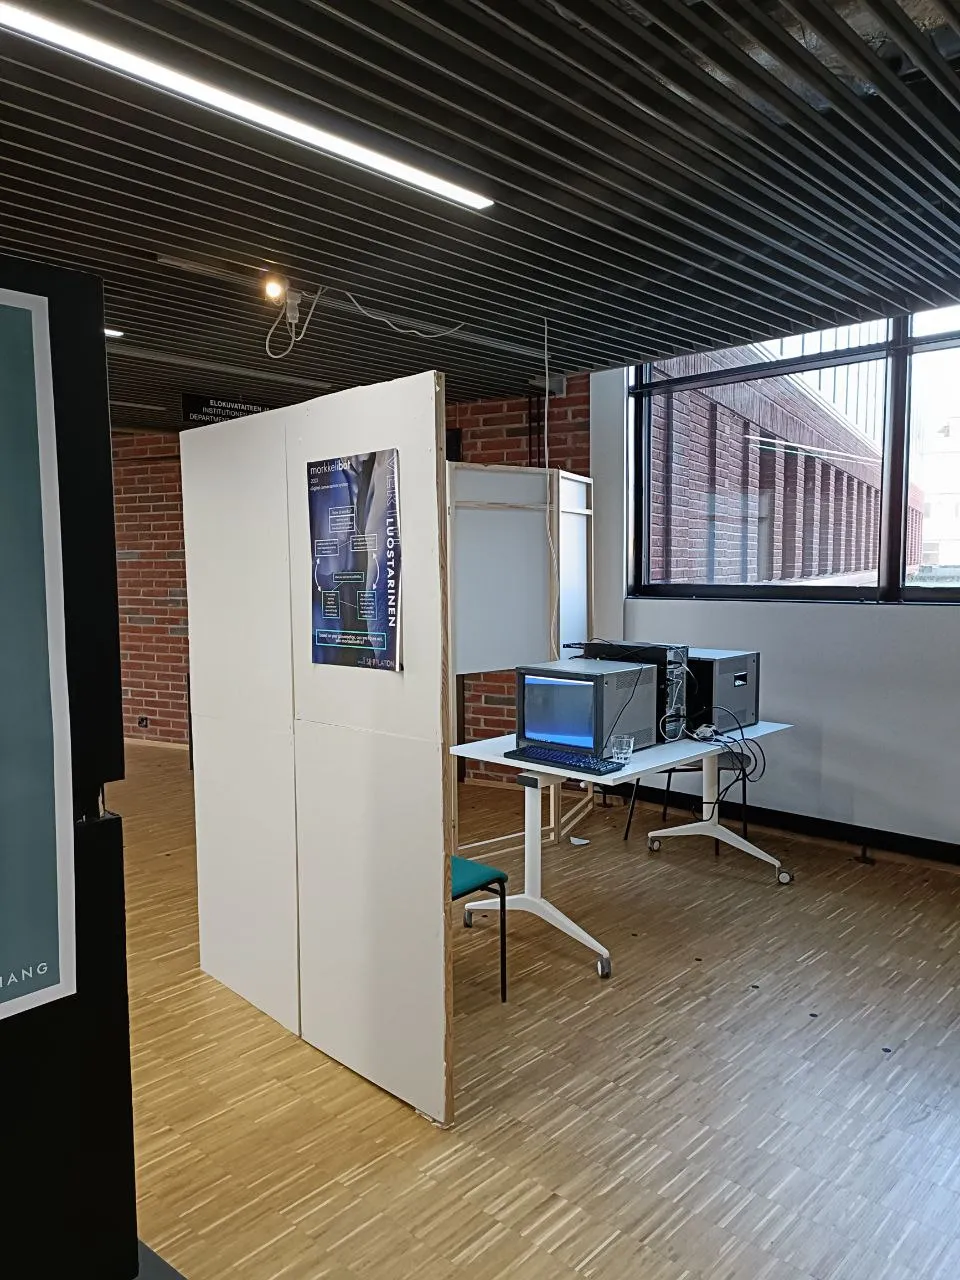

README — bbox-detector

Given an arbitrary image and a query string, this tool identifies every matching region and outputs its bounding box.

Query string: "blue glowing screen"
[523,675,596,749]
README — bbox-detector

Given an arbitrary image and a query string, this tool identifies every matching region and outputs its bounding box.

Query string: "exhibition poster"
[0,291,75,1021]
[308,450,402,670]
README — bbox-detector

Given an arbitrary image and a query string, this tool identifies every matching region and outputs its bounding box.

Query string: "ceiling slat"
[0,0,958,430]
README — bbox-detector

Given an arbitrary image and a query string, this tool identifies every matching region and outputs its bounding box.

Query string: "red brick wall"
[112,432,189,743]
[649,352,922,583]
[448,372,590,474]
[447,374,591,783]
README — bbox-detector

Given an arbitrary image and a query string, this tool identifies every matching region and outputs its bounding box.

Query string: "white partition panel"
[295,721,447,1117]
[191,718,299,1032]
[449,463,554,674]
[558,473,593,652]
[182,410,296,727]
[181,410,300,1033]
[286,371,452,1124]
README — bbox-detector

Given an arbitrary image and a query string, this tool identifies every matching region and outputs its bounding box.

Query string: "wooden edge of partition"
[436,374,456,1128]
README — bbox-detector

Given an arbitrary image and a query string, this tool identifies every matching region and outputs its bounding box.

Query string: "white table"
[452,722,791,978]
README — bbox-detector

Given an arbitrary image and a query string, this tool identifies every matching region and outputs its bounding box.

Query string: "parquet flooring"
[111,744,960,1280]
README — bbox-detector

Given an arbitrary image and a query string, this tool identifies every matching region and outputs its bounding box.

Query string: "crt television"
[515,659,657,758]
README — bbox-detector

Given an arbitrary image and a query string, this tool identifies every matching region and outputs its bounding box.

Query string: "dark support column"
[880,316,909,600]
[782,449,803,579]
[833,469,847,575]
[874,488,882,570]
[803,453,821,577]
[757,433,777,582]
[771,441,785,579]
[854,482,864,571]
[821,462,836,574]
[908,508,919,570]
[845,475,858,573]
[706,400,717,583]
[741,422,759,582]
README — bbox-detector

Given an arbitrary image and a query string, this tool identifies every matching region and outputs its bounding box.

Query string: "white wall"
[625,597,960,843]
[592,370,960,846]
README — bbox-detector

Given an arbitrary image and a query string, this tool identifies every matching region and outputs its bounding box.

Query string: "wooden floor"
[111,744,960,1280]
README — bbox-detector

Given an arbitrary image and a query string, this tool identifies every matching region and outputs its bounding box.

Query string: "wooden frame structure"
[447,462,595,860]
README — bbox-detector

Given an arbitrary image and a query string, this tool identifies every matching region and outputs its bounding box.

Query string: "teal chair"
[453,855,508,1002]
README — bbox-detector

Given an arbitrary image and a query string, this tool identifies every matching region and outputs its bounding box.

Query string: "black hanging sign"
[181,393,272,425]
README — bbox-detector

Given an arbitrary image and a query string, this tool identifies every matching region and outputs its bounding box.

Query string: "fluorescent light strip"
[104,327,125,338]
[0,4,493,210]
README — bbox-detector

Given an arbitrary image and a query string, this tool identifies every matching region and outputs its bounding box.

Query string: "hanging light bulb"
[263,274,287,304]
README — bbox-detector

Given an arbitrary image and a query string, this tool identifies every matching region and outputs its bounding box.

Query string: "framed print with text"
[307,450,402,671]
[0,288,75,1020]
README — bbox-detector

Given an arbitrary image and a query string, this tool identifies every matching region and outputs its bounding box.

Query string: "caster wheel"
[648,838,662,853]
[463,908,473,928]
[597,956,612,980]
[777,869,794,885]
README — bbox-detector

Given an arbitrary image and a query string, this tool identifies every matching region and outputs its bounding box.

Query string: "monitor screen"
[523,675,596,750]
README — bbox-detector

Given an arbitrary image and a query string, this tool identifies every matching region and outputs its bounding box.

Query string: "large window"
[905,348,960,589]
[631,306,960,601]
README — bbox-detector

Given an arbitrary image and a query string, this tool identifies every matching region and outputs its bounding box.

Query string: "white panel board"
[287,375,446,743]
[192,715,300,1033]
[451,464,549,506]
[589,368,629,640]
[559,475,590,510]
[181,408,300,1032]
[181,410,294,730]
[449,463,557,675]
[559,510,589,650]
[296,720,447,1119]
[286,371,451,1124]
[453,506,552,673]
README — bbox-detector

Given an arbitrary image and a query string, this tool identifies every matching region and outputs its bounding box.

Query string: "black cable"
[687,706,758,822]
[601,665,647,752]
[710,705,764,780]
[704,748,748,822]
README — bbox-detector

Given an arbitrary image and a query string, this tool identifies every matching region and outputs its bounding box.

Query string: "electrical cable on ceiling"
[343,291,466,339]
[265,286,324,359]
[264,280,467,359]
[543,319,555,480]
[543,315,560,657]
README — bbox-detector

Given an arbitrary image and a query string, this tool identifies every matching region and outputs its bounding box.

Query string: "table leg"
[524,777,542,898]
[462,773,612,976]
[644,751,793,884]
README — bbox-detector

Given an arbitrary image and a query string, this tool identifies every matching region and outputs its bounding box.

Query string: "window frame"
[629,316,960,603]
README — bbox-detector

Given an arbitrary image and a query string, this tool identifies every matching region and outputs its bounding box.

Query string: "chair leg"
[662,769,674,822]
[623,780,640,841]
[741,771,748,838]
[497,882,507,1002]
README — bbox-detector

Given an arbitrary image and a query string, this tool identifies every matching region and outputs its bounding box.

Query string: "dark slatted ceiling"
[2,0,960,430]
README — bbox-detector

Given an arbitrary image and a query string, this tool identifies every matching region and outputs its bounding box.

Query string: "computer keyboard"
[503,744,626,776]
